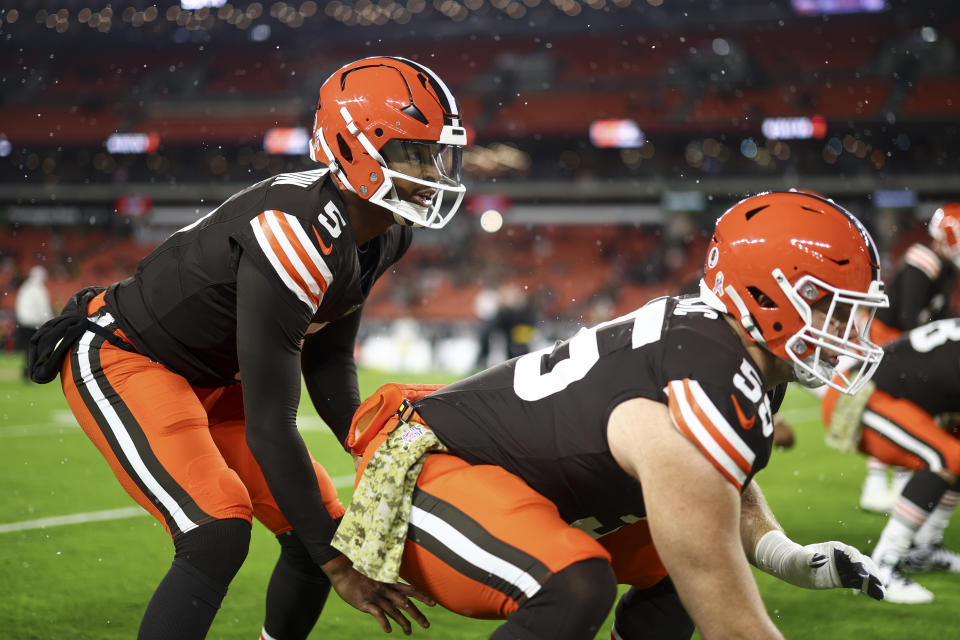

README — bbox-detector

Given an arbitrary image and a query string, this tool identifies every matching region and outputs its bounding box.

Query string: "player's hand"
[772,416,796,449]
[322,554,435,634]
[803,541,885,600]
[754,531,884,600]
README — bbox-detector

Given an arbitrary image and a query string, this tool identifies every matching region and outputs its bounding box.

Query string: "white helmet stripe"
[388,56,459,118]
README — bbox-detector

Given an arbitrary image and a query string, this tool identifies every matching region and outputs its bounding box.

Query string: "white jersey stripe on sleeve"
[250,216,319,312]
[283,211,334,290]
[905,244,941,280]
[263,211,325,301]
[668,380,748,488]
[272,168,329,187]
[685,379,756,468]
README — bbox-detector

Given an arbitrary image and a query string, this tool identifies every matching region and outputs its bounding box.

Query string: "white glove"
[754,530,885,600]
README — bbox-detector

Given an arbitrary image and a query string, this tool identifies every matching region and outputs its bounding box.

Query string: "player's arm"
[236,252,433,634]
[607,396,783,640]
[740,481,884,598]
[302,309,362,450]
[895,264,936,330]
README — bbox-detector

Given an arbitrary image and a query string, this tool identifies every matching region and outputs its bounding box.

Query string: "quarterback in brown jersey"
[28,57,467,640]
[334,192,890,640]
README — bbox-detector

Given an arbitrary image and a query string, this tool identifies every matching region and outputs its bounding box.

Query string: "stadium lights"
[480,209,504,233]
[263,127,310,155]
[590,119,646,149]
[181,0,227,9]
[791,0,887,15]
[761,115,827,140]
[105,132,160,154]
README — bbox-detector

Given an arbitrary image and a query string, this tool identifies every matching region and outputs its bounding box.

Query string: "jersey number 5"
[513,299,668,401]
[317,201,346,239]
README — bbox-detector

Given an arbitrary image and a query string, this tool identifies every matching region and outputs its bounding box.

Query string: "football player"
[334,192,889,639]
[821,317,960,603]
[859,203,960,513]
[28,57,466,640]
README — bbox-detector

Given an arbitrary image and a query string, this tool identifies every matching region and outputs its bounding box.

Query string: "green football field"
[1,351,955,639]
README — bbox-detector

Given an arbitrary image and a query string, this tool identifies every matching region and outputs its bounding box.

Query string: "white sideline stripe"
[2,417,330,438]
[0,423,81,437]
[0,507,145,533]
[0,474,356,534]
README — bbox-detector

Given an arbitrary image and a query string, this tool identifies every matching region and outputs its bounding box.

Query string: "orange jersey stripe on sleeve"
[267,210,332,294]
[251,212,321,310]
[666,379,757,490]
[668,390,744,490]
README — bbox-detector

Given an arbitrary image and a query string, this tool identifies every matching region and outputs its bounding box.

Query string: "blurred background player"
[860,203,960,513]
[821,317,960,603]
[14,265,53,380]
[28,57,466,640]
[335,192,888,640]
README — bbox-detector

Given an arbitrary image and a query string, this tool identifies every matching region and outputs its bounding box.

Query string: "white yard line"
[1,415,330,438]
[0,423,82,437]
[0,506,147,533]
[0,474,356,534]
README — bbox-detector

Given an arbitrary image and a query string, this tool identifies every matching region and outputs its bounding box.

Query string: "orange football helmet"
[310,56,467,229]
[700,192,888,394]
[929,203,960,267]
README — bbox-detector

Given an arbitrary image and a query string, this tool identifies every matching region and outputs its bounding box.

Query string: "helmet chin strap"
[388,199,428,228]
[392,211,419,227]
[792,356,834,389]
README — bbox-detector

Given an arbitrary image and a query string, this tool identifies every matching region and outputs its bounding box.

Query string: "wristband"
[753,529,803,577]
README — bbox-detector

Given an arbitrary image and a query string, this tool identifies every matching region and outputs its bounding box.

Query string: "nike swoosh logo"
[730,394,756,430]
[312,225,333,256]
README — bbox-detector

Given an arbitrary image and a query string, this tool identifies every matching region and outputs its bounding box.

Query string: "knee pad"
[174,518,251,589]
[613,578,694,640]
[508,558,617,640]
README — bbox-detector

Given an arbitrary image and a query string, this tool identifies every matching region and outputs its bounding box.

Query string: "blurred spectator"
[493,284,539,360]
[14,265,54,379]
[473,285,500,369]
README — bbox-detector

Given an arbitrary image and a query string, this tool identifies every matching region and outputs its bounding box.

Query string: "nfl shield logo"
[401,425,424,444]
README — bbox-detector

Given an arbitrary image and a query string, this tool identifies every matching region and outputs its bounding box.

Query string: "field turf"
[0,352,952,638]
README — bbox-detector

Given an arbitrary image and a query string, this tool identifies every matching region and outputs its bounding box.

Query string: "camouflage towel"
[332,420,448,582]
[824,380,875,454]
